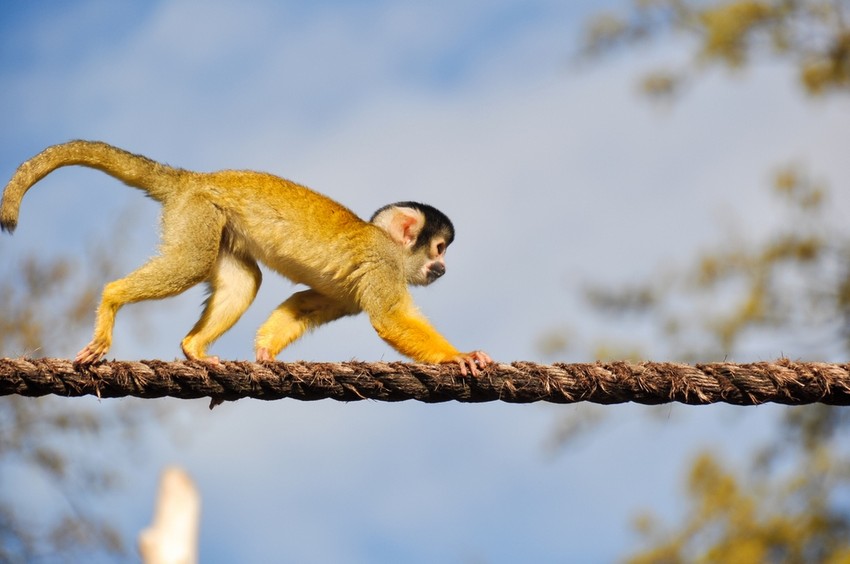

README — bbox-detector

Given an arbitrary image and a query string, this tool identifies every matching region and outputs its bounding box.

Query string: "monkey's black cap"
[371,201,455,249]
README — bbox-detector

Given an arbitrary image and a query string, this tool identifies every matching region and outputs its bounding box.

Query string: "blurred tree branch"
[0,228,158,562]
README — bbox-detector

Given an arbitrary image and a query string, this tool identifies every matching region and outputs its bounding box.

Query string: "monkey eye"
[435,241,446,256]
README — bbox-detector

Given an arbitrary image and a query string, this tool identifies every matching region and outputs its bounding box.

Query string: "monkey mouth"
[426,265,445,283]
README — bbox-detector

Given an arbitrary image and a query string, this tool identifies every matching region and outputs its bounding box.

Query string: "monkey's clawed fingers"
[452,350,493,377]
[75,340,109,365]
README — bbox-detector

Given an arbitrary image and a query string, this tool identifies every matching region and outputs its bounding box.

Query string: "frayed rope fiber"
[1,358,849,405]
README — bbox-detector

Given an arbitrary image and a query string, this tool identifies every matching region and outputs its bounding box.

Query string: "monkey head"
[370,201,455,287]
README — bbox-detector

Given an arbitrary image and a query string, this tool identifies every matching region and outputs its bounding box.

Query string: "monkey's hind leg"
[181,251,262,362]
[76,196,226,364]
[255,290,355,361]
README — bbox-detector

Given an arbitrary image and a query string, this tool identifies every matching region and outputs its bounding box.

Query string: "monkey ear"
[372,206,425,247]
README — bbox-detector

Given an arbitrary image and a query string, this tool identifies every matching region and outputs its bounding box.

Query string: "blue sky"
[2,1,849,562]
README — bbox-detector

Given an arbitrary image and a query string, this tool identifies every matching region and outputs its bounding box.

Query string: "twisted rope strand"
[1,358,849,405]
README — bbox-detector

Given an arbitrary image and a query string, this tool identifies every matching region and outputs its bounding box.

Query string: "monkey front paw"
[451,350,493,377]
[75,340,110,365]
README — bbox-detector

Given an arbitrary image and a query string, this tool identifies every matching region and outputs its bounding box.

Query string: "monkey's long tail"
[1,140,181,233]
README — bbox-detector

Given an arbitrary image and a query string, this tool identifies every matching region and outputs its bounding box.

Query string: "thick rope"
[1,358,849,406]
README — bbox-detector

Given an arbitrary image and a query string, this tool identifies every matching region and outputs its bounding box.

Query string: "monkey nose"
[429,263,446,279]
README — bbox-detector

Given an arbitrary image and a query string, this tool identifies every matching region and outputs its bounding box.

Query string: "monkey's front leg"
[255,290,355,361]
[368,295,492,376]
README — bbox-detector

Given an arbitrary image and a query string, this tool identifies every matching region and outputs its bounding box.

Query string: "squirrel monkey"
[0,141,492,375]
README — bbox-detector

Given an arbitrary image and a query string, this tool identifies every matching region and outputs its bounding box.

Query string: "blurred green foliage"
[582,0,850,99]
[572,1,850,560]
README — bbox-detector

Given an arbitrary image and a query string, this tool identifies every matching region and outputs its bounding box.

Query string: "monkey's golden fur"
[1,141,491,374]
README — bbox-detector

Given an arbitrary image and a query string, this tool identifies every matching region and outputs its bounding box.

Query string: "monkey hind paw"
[75,341,109,365]
[183,352,221,364]
[255,347,275,362]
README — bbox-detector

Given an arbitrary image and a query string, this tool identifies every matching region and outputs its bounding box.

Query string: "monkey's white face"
[408,235,449,286]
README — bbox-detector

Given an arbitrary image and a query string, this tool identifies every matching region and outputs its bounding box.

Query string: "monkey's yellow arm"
[368,293,490,375]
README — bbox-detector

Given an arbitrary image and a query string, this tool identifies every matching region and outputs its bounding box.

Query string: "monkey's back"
[202,170,402,301]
